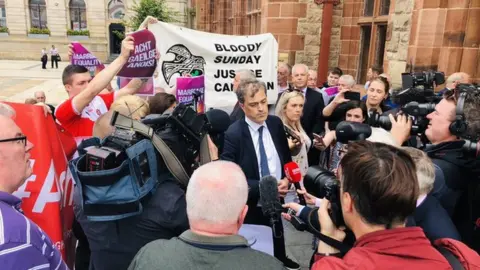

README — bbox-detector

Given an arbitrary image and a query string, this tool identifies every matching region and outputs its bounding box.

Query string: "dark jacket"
[128,230,285,270]
[221,115,292,208]
[425,140,479,248]
[229,101,244,124]
[74,174,189,270]
[406,195,461,242]
[301,87,325,137]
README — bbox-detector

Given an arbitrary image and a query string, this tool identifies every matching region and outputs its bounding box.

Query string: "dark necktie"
[258,126,270,177]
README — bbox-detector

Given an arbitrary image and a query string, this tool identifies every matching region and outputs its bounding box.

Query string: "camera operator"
[391,85,480,247]
[311,141,478,269]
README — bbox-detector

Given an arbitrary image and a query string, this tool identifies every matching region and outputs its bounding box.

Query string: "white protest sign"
[149,22,278,110]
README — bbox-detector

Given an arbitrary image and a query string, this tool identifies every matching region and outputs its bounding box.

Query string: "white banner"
[149,22,278,110]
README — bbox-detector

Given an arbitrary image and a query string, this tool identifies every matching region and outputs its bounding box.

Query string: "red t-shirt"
[55,93,115,137]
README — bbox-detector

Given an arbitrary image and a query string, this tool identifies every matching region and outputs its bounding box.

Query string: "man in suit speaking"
[221,79,300,270]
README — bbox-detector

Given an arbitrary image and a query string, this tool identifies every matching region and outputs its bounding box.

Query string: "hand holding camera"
[317,198,347,242]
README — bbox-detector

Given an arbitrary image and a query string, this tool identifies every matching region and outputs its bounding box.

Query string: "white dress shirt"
[245,117,282,181]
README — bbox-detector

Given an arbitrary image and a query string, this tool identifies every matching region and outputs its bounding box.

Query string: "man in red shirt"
[311,141,479,269]
[56,36,143,137]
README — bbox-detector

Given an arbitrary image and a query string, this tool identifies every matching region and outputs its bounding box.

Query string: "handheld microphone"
[259,175,282,238]
[284,162,306,205]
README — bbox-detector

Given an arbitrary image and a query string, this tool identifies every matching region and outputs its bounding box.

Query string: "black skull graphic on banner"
[161,44,206,86]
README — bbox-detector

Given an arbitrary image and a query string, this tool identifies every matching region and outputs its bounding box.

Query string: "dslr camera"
[369,71,445,136]
[287,121,372,233]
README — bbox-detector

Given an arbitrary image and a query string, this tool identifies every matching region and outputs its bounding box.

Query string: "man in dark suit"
[291,64,325,165]
[221,78,300,270]
[229,69,257,124]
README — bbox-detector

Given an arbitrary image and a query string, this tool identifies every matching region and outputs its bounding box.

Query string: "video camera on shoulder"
[369,71,445,136]
[142,102,211,163]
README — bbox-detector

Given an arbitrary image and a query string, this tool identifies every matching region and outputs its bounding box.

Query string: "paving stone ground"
[0,59,314,268]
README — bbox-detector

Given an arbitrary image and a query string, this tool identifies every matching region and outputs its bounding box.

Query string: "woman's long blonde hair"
[275,91,306,134]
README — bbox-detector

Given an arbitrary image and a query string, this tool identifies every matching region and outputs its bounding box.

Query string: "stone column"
[47,0,68,37]
[386,0,414,87]
[5,0,27,35]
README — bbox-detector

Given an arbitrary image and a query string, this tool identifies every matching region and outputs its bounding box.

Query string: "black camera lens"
[304,166,338,199]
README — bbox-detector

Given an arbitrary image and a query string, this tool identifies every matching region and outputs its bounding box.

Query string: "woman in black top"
[365,76,392,114]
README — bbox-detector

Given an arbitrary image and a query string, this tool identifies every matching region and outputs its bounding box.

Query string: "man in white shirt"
[222,79,300,269]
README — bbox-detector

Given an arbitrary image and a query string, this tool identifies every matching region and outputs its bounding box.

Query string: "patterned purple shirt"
[0,191,69,270]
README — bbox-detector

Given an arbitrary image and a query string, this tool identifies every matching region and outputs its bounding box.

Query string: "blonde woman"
[275,90,312,177]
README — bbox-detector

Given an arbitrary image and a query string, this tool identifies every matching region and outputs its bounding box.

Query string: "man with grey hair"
[34,90,56,118]
[291,64,325,141]
[278,62,292,94]
[290,64,326,167]
[403,147,460,242]
[222,79,300,269]
[0,103,69,269]
[321,74,358,131]
[128,161,285,270]
[438,72,471,96]
[230,69,257,124]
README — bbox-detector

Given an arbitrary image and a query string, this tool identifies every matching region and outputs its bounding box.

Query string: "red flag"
[8,103,76,268]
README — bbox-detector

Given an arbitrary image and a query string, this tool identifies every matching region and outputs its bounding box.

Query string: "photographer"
[392,86,480,247]
[311,141,477,268]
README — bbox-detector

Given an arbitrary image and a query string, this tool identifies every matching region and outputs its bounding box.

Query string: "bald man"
[34,91,56,119]
[128,161,284,270]
[438,72,471,96]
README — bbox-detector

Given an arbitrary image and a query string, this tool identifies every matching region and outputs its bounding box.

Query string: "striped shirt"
[0,191,69,270]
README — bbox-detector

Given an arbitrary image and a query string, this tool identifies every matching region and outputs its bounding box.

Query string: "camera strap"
[111,112,191,187]
[307,209,352,254]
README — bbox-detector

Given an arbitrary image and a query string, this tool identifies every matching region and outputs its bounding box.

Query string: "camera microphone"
[284,162,306,205]
[259,175,283,238]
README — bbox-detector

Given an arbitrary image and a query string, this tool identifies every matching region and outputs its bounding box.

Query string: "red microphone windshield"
[284,162,302,183]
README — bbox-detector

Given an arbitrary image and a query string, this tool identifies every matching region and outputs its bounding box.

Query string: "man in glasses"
[0,103,68,269]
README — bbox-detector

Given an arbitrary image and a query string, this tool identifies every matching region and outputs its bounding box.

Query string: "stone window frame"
[209,0,217,32]
[227,0,234,35]
[0,0,6,28]
[108,0,126,20]
[69,0,87,31]
[29,0,48,29]
[357,0,389,81]
[246,0,261,35]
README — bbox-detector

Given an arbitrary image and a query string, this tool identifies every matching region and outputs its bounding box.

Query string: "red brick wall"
[263,0,307,64]
[407,0,479,83]
[338,0,362,78]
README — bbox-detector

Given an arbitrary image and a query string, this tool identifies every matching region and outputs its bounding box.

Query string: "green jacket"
[128,230,286,270]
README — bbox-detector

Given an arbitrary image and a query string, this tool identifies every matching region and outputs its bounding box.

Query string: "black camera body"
[369,71,445,136]
[142,103,211,165]
[303,166,345,228]
[84,128,141,171]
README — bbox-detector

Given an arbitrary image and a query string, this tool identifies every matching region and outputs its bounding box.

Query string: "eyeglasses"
[0,136,27,146]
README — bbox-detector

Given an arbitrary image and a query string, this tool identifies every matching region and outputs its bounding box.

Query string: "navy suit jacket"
[221,115,292,207]
[229,102,245,124]
[301,87,325,137]
[406,195,460,242]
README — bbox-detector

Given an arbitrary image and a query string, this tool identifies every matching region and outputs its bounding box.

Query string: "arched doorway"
[109,23,124,55]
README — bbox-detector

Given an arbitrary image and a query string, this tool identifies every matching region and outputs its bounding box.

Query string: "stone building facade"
[0,0,191,62]
[195,0,480,85]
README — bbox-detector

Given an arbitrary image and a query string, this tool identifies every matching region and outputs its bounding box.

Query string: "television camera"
[368,71,445,136]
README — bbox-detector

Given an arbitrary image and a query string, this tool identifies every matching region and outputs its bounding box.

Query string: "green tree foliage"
[126,0,179,30]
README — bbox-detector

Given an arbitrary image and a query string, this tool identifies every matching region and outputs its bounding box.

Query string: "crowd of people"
[1,17,480,270]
